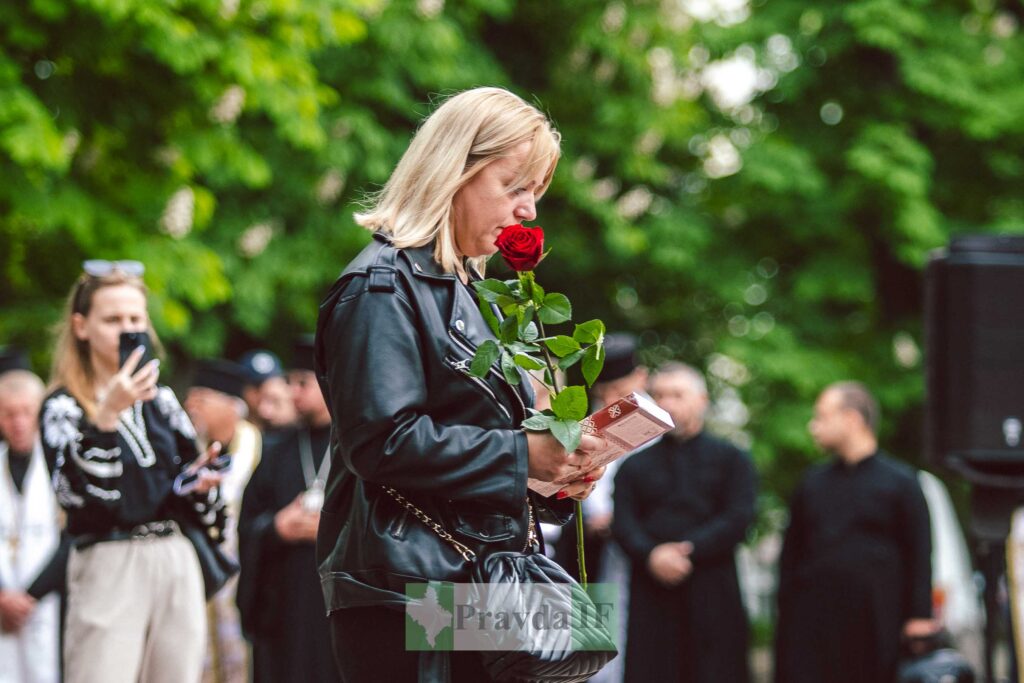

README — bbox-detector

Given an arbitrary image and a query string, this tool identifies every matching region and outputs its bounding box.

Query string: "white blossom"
[316,169,346,206]
[160,187,195,239]
[238,221,276,258]
[415,0,443,18]
[210,85,246,124]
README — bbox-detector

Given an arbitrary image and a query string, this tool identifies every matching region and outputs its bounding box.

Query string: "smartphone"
[208,452,232,472]
[118,330,153,370]
[173,451,232,496]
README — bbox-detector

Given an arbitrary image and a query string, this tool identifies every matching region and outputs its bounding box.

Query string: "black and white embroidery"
[52,471,85,509]
[73,446,123,479]
[85,483,121,501]
[155,386,197,440]
[42,395,83,450]
[117,403,157,467]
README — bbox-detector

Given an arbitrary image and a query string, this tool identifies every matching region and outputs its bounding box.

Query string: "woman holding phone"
[39,261,225,683]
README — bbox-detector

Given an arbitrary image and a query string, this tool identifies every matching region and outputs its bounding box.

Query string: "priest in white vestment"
[0,370,66,683]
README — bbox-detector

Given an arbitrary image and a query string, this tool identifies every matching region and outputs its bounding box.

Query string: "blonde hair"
[355,87,561,275]
[49,271,163,418]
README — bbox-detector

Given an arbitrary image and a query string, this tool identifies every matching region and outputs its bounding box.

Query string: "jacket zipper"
[390,509,410,540]
[445,343,513,422]
[448,329,528,421]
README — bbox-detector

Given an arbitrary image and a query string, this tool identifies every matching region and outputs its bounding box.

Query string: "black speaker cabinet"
[925,235,1024,486]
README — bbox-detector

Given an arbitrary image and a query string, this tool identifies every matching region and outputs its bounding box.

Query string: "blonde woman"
[40,262,225,683]
[314,87,607,680]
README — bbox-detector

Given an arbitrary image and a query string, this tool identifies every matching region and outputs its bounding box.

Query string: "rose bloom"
[496,224,544,271]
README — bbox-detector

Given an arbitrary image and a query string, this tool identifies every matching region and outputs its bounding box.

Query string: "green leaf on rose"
[521,321,539,342]
[550,418,583,453]
[506,341,532,354]
[496,294,517,310]
[557,349,585,371]
[469,340,500,377]
[478,300,500,337]
[531,281,546,307]
[517,303,535,337]
[573,319,606,345]
[514,353,545,371]
[522,412,556,431]
[550,385,588,421]
[538,293,572,324]
[500,352,521,385]
[499,315,518,344]
[473,279,512,303]
[504,280,525,302]
[545,335,581,357]
[581,343,606,387]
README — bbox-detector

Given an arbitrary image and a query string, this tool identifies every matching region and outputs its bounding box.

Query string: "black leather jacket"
[314,234,573,613]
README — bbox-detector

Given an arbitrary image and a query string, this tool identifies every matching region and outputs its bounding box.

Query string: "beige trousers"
[65,530,206,683]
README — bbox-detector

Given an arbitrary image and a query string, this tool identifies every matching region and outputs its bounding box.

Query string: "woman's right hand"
[526,431,605,482]
[94,346,160,431]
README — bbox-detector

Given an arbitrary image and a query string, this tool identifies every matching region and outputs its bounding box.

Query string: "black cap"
[0,347,31,376]
[290,335,316,373]
[596,333,639,384]
[191,359,249,399]
[236,349,283,386]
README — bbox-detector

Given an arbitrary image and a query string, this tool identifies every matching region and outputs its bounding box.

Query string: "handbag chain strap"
[382,485,538,563]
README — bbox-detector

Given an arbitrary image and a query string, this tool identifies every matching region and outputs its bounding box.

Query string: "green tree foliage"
[1,0,370,364]
[667,0,1024,501]
[3,0,1023,511]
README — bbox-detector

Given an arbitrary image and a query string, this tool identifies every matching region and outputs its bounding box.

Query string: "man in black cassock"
[612,362,757,683]
[774,381,937,683]
[236,337,339,683]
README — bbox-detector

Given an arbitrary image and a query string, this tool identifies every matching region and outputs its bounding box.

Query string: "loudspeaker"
[925,235,1024,486]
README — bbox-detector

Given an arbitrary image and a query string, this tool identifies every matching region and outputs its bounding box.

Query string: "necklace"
[299,428,331,513]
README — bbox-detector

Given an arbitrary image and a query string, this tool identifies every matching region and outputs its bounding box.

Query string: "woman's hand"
[95,346,160,431]
[558,465,607,501]
[187,441,225,496]
[527,432,588,482]
[526,431,606,483]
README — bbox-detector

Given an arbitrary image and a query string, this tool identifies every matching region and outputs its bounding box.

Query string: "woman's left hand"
[192,468,223,496]
[187,442,225,495]
[558,465,607,501]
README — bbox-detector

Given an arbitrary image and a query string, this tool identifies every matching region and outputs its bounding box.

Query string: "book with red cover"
[527,391,674,497]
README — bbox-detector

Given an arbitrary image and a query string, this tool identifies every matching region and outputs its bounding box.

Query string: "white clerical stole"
[0,439,62,683]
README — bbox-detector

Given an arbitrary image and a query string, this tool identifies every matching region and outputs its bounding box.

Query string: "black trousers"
[330,605,491,683]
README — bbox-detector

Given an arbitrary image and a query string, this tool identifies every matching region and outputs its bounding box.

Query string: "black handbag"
[898,648,975,683]
[181,521,239,600]
[385,486,618,683]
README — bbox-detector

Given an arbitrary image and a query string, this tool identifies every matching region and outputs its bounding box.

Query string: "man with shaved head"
[0,368,68,682]
[774,381,937,683]
[613,361,757,683]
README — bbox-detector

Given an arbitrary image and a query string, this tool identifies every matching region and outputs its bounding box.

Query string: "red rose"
[495,224,544,272]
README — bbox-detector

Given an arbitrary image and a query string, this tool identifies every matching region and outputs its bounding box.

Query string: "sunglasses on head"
[82,260,146,277]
